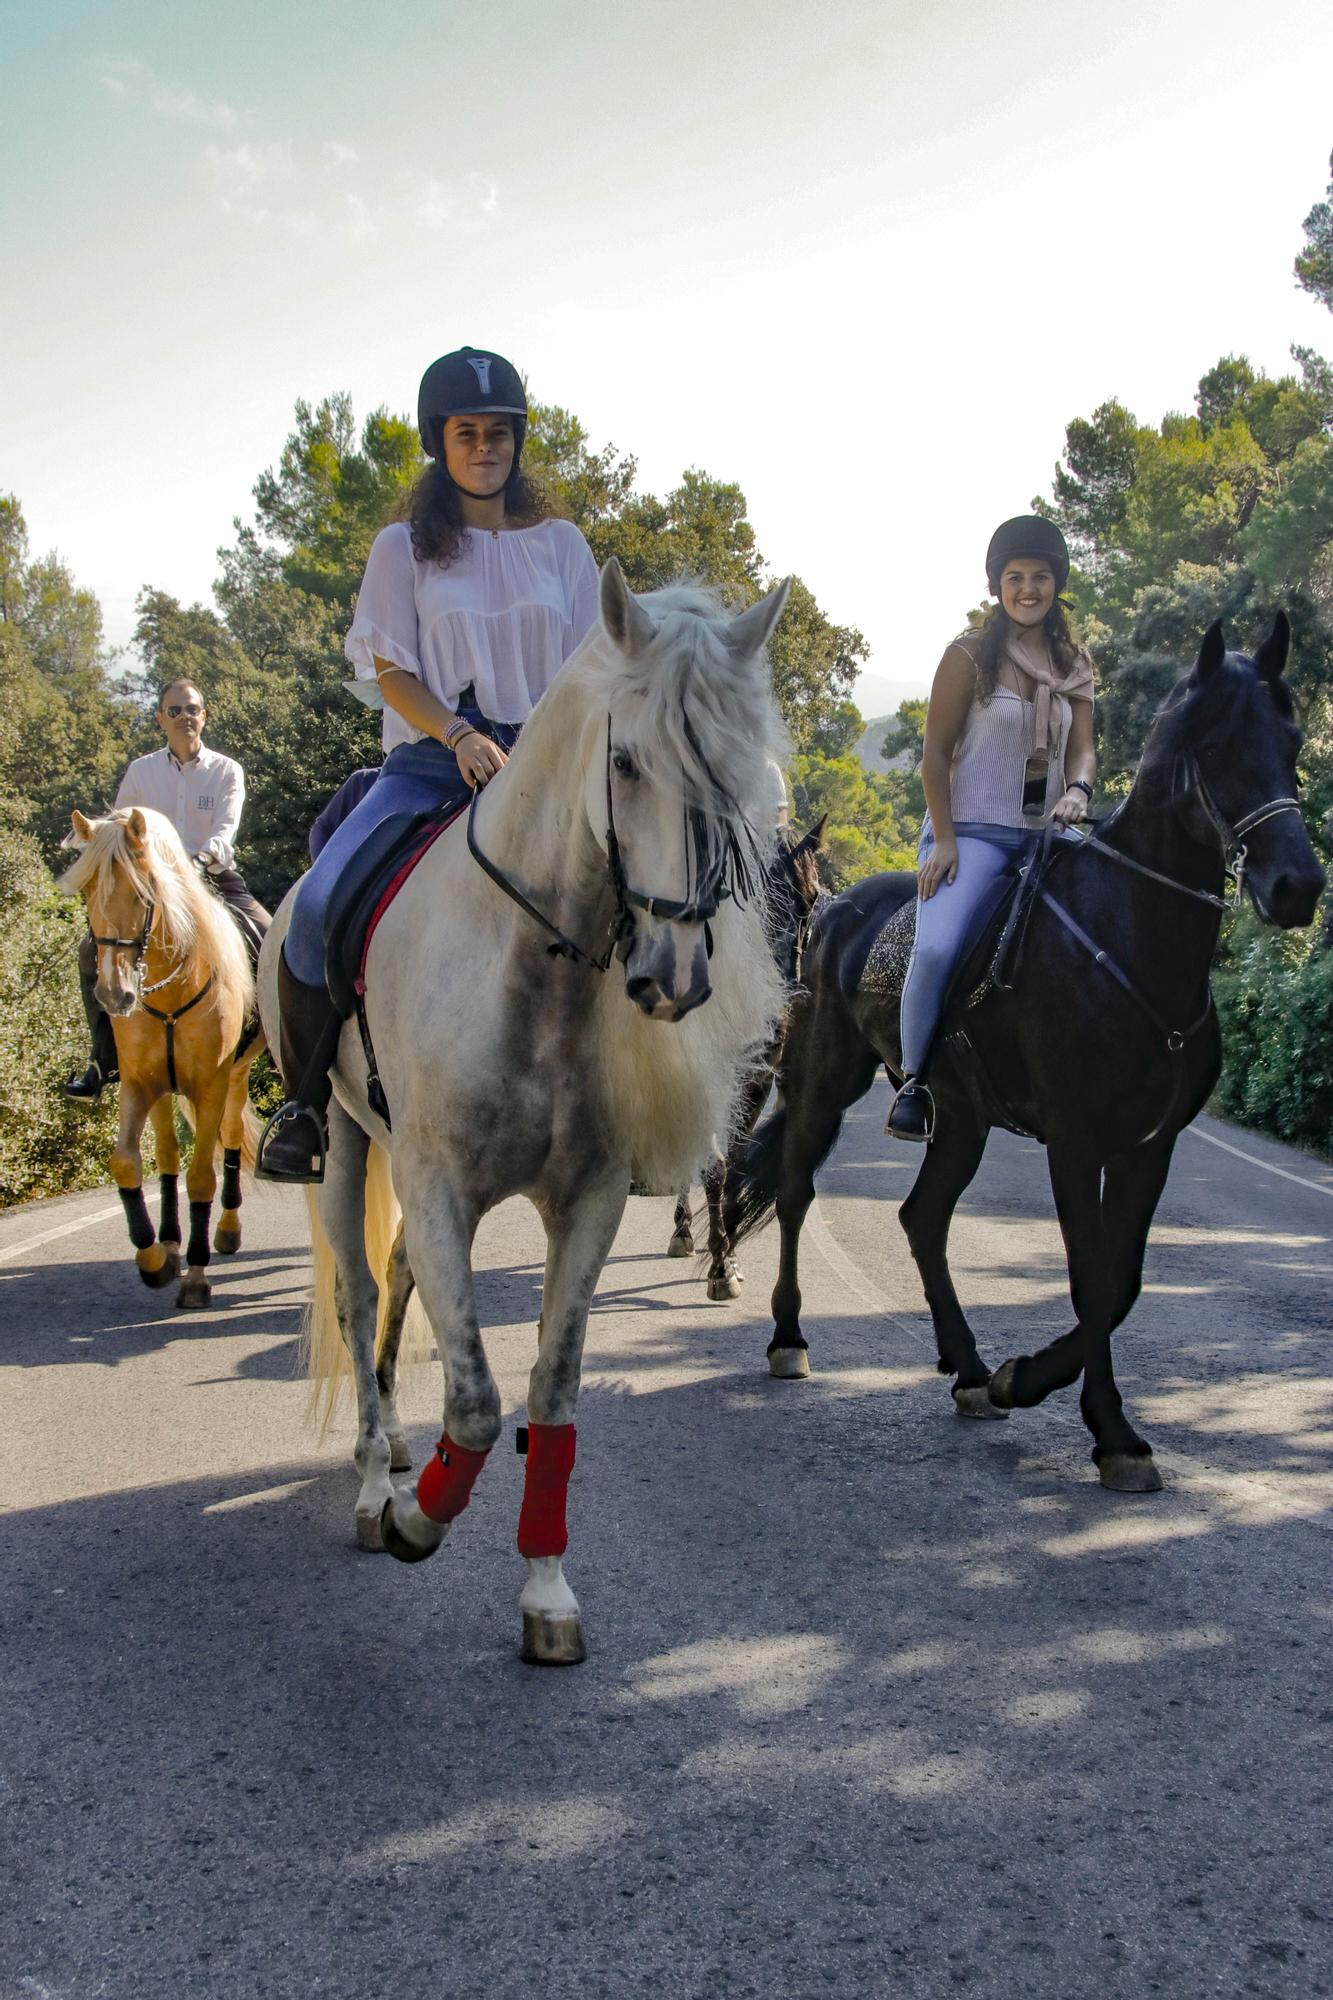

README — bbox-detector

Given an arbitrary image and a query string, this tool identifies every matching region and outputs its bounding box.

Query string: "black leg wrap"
[186,1200,213,1269]
[221,1148,243,1211]
[120,1186,155,1251]
[158,1174,181,1244]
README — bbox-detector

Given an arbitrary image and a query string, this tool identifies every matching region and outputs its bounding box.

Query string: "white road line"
[1183,1123,1333,1201]
[0,1203,123,1266]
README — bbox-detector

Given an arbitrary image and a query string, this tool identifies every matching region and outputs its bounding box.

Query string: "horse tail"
[236,1100,262,1176]
[302,1137,417,1433]
[725,1102,790,1245]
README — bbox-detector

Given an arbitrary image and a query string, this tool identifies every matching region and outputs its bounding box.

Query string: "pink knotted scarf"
[1005,637,1095,755]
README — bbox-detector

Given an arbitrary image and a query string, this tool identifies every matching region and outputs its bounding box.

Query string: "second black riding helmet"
[417,347,528,465]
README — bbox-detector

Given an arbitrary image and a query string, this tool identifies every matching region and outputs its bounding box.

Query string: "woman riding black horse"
[889,515,1096,1139]
[257,346,599,1182]
[727,614,1323,1488]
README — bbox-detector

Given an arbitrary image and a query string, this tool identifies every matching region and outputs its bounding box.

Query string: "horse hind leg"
[376,1221,415,1472]
[702,1157,742,1303]
[213,1064,250,1256]
[177,1075,227,1310]
[667,1191,694,1257]
[315,1109,397,1547]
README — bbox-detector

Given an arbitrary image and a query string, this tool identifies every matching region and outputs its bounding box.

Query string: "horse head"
[1180,615,1324,928]
[591,559,791,1022]
[64,807,164,1016]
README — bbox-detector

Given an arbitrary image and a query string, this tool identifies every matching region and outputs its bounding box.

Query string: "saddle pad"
[856,866,1020,1012]
[323,802,466,1019]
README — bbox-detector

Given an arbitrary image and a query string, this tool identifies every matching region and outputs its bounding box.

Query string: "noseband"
[467,717,737,970]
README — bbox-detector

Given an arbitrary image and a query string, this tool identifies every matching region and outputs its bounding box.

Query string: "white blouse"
[345,517,601,750]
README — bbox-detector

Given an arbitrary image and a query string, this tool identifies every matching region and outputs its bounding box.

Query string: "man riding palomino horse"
[64,677,270,1102]
[256,344,600,1182]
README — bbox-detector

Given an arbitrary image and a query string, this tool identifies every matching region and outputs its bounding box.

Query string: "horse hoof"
[666,1229,694,1259]
[768,1344,810,1380]
[176,1276,212,1310]
[388,1435,412,1473]
[988,1359,1019,1410]
[213,1226,242,1256]
[380,1496,445,1565]
[1098,1452,1164,1494]
[137,1248,179,1290]
[355,1509,385,1552]
[707,1273,743,1304]
[954,1383,1009,1421]
[521,1610,587,1666]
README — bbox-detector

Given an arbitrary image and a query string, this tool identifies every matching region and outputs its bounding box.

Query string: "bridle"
[1076,757,1304,911]
[86,881,213,1090]
[467,716,739,971]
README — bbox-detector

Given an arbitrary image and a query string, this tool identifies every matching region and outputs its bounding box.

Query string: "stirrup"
[63,1059,117,1103]
[886,1078,935,1142]
[255,1102,327,1184]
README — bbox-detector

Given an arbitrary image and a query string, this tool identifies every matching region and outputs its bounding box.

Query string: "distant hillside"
[855,713,914,776]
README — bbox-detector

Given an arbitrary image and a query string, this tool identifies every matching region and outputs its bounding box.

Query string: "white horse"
[260,560,789,1664]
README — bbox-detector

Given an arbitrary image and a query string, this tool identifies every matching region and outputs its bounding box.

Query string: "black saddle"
[857,845,1035,1013]
[323,807,457,1020]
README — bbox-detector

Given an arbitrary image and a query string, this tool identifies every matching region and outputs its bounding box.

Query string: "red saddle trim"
[355,801,468,994]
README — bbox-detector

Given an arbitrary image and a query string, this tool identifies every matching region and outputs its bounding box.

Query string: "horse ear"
[797,812,829,855]
[69,810,93,843]
[599,557,655,658]
[1254,610,1290,682]
[1193,622,1226,684]
[726,578,791,660]
[125,808,148,851]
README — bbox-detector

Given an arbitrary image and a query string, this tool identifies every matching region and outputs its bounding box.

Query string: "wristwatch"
[1068,778,1093,799]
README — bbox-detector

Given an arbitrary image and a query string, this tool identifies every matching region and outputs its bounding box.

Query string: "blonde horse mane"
[61,806,254,1013]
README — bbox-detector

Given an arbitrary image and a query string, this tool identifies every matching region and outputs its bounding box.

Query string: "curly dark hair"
[969,598,1083,702]
[399,445,547,567]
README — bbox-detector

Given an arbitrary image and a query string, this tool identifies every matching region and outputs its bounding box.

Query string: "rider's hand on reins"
[1049,788,1089,827]
[454,732,510,789]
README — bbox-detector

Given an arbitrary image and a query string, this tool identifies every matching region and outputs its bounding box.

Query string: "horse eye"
[612,750,638,779]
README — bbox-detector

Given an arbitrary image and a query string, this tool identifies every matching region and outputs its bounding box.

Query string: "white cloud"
[324,141,359,168]
[203,140,295,223]
[98,54,240,132]
[150,86,241,133]
[415,173,500,231]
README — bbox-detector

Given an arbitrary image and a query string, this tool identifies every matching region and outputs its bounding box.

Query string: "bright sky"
[3,0,1331,717]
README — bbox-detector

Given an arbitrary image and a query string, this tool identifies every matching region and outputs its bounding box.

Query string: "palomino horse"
[260,560,790,1664]
[62,807,261,1308]
[727,617,1324,1488]
[666,816,826,1299]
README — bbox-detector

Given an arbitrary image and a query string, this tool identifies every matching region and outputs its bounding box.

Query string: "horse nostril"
[625,975,658,1008]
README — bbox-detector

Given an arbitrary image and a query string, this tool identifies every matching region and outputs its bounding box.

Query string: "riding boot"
[254,951,344,1183]
[64,945,120,1102]
[886,1075,934,1142]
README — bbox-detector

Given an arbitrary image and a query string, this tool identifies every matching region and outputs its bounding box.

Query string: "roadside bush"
[0,819,121,1205]
[1213,923,1333,1156]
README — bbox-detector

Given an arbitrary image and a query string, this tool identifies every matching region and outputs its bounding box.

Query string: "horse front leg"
[147,1094,182,1283]
[702,1155,742,1303]
[381,1178,497,1567]
[520,1171,628,1665]
[113,1084,176,1290]
[897,1103,1005,1418]
[178,1074,227,1309]
[667,1190,694,1258]
[213,1060,252,1256]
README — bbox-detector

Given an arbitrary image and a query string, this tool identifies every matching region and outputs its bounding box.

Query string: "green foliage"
[788,749,916,890]
[0,815,122,1205]
[1213,925,1333,1154]
[1295,150,1333,315]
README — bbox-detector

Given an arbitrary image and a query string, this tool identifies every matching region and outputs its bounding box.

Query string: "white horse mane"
[61,807,254,1008]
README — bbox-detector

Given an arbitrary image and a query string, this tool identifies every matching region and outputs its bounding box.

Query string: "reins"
[466,716,738,970]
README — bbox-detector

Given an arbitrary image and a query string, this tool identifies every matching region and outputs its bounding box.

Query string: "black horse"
[726,618,1324,1490]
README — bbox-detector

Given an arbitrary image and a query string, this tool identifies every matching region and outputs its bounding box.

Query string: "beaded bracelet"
[443,715,476,750]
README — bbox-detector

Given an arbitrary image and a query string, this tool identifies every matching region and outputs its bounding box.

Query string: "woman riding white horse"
[257,345,599,1181]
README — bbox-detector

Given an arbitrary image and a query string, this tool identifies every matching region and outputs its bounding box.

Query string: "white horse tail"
[364,1139,403,1363]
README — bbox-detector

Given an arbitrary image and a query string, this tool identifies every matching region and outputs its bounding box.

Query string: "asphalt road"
[2,1083,1331,2000]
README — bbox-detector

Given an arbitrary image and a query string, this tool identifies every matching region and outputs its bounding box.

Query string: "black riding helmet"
[985,515,1070,595]
[417,346,528,468]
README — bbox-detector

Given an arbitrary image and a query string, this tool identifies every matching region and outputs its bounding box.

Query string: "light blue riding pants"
[286,714,519,988]
[898,823,1030,1075]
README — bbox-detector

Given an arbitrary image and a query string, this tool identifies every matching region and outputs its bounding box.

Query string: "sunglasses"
[165,703,204,719]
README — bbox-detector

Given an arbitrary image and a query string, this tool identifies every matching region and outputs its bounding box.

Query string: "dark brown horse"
[667,817,826,1300]
[726,618,1324,1489]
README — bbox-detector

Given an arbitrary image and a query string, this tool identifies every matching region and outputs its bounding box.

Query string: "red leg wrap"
[415,1433,490,1525]
[517,1422,577,1559]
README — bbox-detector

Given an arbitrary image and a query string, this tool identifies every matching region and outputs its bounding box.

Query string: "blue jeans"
[898,823,1031,1074]
[285,709,520,987]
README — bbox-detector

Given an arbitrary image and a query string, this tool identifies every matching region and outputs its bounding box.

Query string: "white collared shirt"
[115,743,245,870]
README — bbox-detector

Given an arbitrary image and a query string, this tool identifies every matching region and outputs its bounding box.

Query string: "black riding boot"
[64,943,120,1103]
[254,951,344,1183]
[887,1075,934,1142]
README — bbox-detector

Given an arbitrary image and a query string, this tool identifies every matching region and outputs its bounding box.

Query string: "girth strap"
[141,974,215,1094]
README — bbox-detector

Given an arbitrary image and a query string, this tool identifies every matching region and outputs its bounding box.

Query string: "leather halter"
[87,889,215,1088]
[467,717,733,971]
